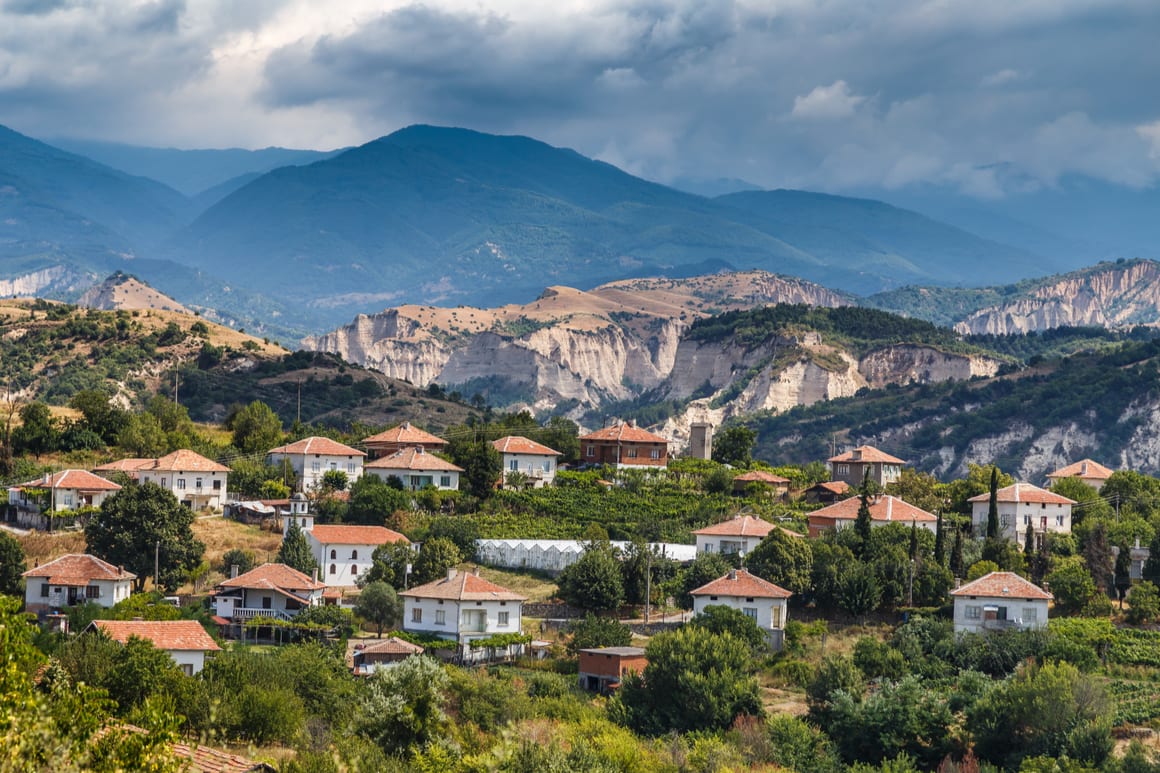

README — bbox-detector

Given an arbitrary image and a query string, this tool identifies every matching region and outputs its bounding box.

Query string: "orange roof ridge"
[492,435,561,456]
[92,620,221,651]
[690,568,792,599]
[309,524,410,545]
[365,447,464,471]
[268,436,365,457]
[401,569,526,601]
[950,571,1052,600]
[827,445,905,464]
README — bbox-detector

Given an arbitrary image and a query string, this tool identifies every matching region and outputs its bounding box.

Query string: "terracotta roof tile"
[149,449,231,473]
[691,569,793,599]
[268,436,365,457]
[808,494,937,524]
[363,422,446,447]
[492,436,561,456]
[218,563,325,591]
[23,554,136,584]
[811,481,850,494]
[733,470,790,484]
[692,515,776,538]
[92,458,154,473]
[401,569,526,601]
[365,447,464,472]
[92,620,221,651]
[357,637,425,656]
[950,571,1052,600]
[580,422,669,444]
[309,524,409,546]
[828,445,905,465]
[15,469,122,491]
[1046,459,1114,482]
[967,483,1076,505]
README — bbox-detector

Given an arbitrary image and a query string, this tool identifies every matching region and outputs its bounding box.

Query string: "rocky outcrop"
[77,273,190,314]
[0,265,76,297]
[859,345,1001,387]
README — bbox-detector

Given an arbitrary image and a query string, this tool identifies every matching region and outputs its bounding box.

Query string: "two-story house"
[950,571,1052,633]
[212,563,326,626]
[134,450,231,510]
[364,447,463,491]
[281,515,410,587]
[362,422,447,460]
[692,514,783,556]
[968,482,1076,545]
[827,445,904,488]
[88,620,220,675]
[492,436,561,488]
[690,568,793,649]
[1045,459,1115,492]
[579,421,669,469]
[8,470,121,527]
[401,567,526,663]
[267,436,365,492]
[23,554,135,615]
[807,494,938,537]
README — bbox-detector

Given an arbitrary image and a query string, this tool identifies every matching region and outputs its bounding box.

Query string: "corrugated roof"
[1046,459,1114,481]
[149,449,231,473]
[492,436,561,456]
[808,494,938,523]
[92,620,221,651]
[690,569,793,599]
[950,571,1052,600]
[967,482,1076,505]
[218,563,325,591]
[23,554,136,584]
[579,646,647,657]
[309,524,409,546]
[401,569,526,601]
[15,469,122,491]
[828,445,905,464]
[268,436,365,457]
[580,422,668,444]
[363,422,446,447]
[365,447,464,472]
[692,514,776,537]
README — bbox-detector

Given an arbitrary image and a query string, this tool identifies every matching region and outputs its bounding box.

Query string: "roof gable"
[967,482,1076,505]
[691,569,792,599]
[365,447,464,472]
[150,449,231,473]
[268,436,365,457]
[950,571,1052,600]
[492,436,561,456]
[692,514,776,538]
[401,569,526,601]
[91,620,221,651]
[828,445,905,465]
[579,422,668,444]
[808,494,937,523]
[219,563,324,591]
[15,469,122,492]
[1046,459,1114,481]
[363,422,446,446]
[23,553,136,583]
[308,524,409,546]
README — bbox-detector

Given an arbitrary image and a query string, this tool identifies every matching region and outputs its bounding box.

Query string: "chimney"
[1081,461,1088,475]
[43,472,51,485]
[728,569,737,581]
[472,566,480,576]
[313,567,319,582]
[447,567,458,581]
[230,564,239,579]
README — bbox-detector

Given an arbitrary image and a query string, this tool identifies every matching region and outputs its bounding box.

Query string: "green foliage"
[1127,581,1160,624]
[746,528,812,595]
[765,714,841,773]
[84,481,204,592]
[966,560,1000,582]
[447,438,501,500]
[807,655,866,725]
[676,552,733,609]
[277,519,319,577]
[566,613,633,655]
[319,469,349,492]
[838,563,882,618]
[230,400,285,455]
[411,538,462,586]
[354,580,402,637]
[363,541,417,590]
[556,543,625,613]
[357,655,449,754]
[0,530,26,596]
[688,605,769,653]
[852,636,907,681]
[711,425,755,466]
[828,675,958,768]
[346,473,410,524]
[13,401,58,459]
[1047,557,1099,615]
[218,548,255,577]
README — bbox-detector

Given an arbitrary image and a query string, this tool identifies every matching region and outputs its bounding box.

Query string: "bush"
[1126,582,1160,624]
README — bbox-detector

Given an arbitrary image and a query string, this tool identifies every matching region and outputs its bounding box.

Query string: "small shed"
[578,646,648,694]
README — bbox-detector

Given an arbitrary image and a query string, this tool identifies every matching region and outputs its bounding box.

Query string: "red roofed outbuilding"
[580,420,669,468]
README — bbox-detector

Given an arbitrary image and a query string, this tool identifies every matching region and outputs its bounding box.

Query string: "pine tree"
[933,511,946,566]
[1145,531,1160,585]
[986,467,1000,540]
[951,528,964,577]
[855,471,873,552]
[277,519,318,577]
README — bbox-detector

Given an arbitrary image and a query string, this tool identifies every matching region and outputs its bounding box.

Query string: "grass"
[16,529,87,566]
[192,516,283,571]
[472,565,559,603]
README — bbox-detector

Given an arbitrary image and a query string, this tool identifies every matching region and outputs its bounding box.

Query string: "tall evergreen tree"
[950,528,964,577]
[986,467,1000,539]
[933,512,946,566]
[1082,521,1114,594]
[855,471,874,551]
[277,519,318,577]
[1145,531,1160,585]
[1024,522,1035,555]
[908,520,919,561]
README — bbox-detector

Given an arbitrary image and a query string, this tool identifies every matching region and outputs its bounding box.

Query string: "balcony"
[230,607,293,621]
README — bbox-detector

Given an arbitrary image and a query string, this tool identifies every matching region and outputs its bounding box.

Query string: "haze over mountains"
[0,121,1157,340]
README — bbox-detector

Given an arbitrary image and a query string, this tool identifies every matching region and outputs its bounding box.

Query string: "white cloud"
[981,68,1020,87]
[791,80,866,120]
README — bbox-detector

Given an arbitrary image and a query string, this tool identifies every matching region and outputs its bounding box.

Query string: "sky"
[1,0,1159,197]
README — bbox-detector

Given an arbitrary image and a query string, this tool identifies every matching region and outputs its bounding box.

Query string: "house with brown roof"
[7,470,121,528]
[88,619,220,675]
[827,445,905,487]
[212,563,325,625]
[1045,459,1115,492]
[267,436,366,492]
[578,646,648,694]
[130,450,231,510]
[692,514,785,556]
[579,420,669,468]
[803,480,850,504]
[968,483,1076,544]
[690,568,793,649]
[807,494,938,537]
[732,470,791,498]
[92,458,154,477]
[22,554,135,614]
[493,436,561,488]
[352,637,425,675]
[950,571,1052,633]
[362,422,447,459]
[281,520,409,588]
[364,447,463,491]
[401,567,526,663]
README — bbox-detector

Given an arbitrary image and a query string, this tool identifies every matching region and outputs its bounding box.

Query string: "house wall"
[310,538,378,586]
[501,453,558,487]
[138,469,228,510]
[692,595,787,632]
[807,517,938,538]
[168,649,209,676]
[830,461,901,488]
[268,452,364,491]
[365,467,459,491]
[581,441,668,468]
[8,487,115,512]
[953,597,1050,633]
[25,578,131,614]
[971,502,1072,542]
[403,597,522,642]
[578,651,648,678]
[694,534,765,556]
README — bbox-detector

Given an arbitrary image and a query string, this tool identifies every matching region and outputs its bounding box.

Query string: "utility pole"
[155,540,160,591]
[173,368,179,406]
[296,379,302,424]
[645,548,652,624]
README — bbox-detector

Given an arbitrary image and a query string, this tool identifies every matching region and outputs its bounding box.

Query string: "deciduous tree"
[230,400,284,455]
[557,543,625,613]
[747,527,813,595]
[354,580,402,637]
[0,530,26,596]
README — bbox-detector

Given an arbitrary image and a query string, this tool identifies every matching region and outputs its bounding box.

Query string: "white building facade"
[401,568,526,662]
[690,569,793,649]
[22,554,135,614]
[969,483,1076,544]
[692,515,777,556]
[267,436,365,492]
[295,522,411,587]
[950,571,1052,633]
[364,447,462,491]
[135,450,231,510]
[492,436,561,488]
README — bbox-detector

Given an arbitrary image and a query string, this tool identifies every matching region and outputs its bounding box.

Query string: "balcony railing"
[230,607,293,621]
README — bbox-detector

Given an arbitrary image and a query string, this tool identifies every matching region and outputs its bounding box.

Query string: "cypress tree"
[277,519,318,576]
[855,471,873,551]
[986,467,1000,539]
[908,520,919,561]
[933,511,946,566]
[1024,522,1035,555]
[951,528,964,577]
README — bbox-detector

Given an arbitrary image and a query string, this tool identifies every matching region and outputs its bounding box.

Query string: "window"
[86,585,100,599]
[330,564,336,575]
[177,479,186,490]
[1023,515,1030,525]
[1056,515,1064,526]
[742,608,757,620]
[1000,515,1011,531]
[262,597,272,609]
[312,461,320,473]
[63,495,73,507]
[40,583,49,598]
[1022,607,1038,623]
[212,479,221,490]
[435,609,446,625]
[626,448,638,458]
[351,550,358,560]
[510,459,519,471]
[347,462,356,474]
[836,464,849,476]
[709,595,718,601]
[181,664,193,676]
[329,462,337,471]
[542,460,551,472]
[498,611,509,626]
[412,607,422,623]
[586,446,595,457]
[650,449,660,459]
[964,605,981,620]
[330,549,337,559]
[772,607,783,628]
[161,478,167,487]
[351,565,358,576]
[440,476,451,487]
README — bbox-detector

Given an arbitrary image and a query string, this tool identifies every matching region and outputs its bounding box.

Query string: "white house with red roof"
[807,494,938,537]
[401,567,526,662]
[827,445,905,487]
[212,563,326,623]
[362,422,447,459]
[492,436,561,488]
[88,619,220,675]
[949,571,1052,633]
[296,522,410,587]
[7,470,122,528]
[579,420,669,468]
[690,568,793,649]
[130,450,231,510]
[22,554,135,614]
[364,447,463,491]
[692,514,787,556]
[267,436,366,491]
[1045,459,1115,492]
[968,483,1077,544]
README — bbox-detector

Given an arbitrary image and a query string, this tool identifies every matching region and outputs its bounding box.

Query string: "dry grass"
[472,565,558,603]
[17,529,87,566]
[192,516,283,570]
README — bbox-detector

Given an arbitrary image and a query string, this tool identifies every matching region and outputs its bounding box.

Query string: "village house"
[400,567,527,663]
[364,447,463,491]
[827,445,904,488]
[692,514,785,556]
[22,554,135,615]
[968,482,1076,545]
[807,494,938,537]
[92,458,153,478]
[88,619,220,675]
[1045,459,1115,492]
[362,422,447,460]
[130,450,231,510]
[579,421,669,468]
[690,568,793,649]
[803,480,850,504]
[281,512,410,587]
[732,470,791,498]
[352,637,425,675]
[577,646,648,694]
[7,470,121,527]
[267,436,366,492]
[492,435,561,488]
[949,571,1052,633]
[211,563,326,625]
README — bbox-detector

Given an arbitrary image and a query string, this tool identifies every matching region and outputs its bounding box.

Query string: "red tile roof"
[218,563,325,591]
[401,569,526,601]
[92,458,153,473]
[268,436,365,457]
[15,469,122,491]
[733,470,791,484]
[363,422,446,447]
[967,483,1076,505]
[357,637,425,656]
[828,445,905,464]
[1046,459,1114,482]
[23,554,136,584]
[691,569,792,599]
[809,494,937,524]
[309,524,409,546]
[580,422,668,444]
[149,449,231,473]
[492,436,561,456]
[365,447,463,472]
[950,571,1052,600]
[811,481,851,495]
[692,514,776,538]
[92,620,221,651]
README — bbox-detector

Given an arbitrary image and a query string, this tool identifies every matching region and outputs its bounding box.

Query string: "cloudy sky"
[2,0,1159,196]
